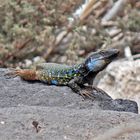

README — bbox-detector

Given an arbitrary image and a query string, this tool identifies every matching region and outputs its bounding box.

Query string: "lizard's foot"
[5,69,37,80]
[79,87,95,100]
[79,86,112,101]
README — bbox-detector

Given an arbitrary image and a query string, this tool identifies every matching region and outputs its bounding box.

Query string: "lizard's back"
[36,63,81,85]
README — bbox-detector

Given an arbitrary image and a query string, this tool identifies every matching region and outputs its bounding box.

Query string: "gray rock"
[99,99,138,113]
[0,68,140,140]
[0,68,138,113]
[0,106,140,140]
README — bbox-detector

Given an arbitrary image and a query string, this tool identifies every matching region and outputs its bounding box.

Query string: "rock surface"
[0,68,140,140]
[98,59,140,111]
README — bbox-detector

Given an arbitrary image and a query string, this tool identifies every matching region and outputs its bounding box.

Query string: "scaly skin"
[6,49,119,99]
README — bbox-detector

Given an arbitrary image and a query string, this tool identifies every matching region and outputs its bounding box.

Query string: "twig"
[108,28,122,37]
[101,21,118,27]
[112,32,123,41]
[79,0,97,21]
[102,33,140,51]
[102,0,128,21]
[121,53,140,60]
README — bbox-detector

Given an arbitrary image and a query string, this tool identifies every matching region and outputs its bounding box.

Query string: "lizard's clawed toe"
[79,88,95,100]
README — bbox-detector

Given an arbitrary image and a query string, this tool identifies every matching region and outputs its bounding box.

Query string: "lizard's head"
[85,49,119,72]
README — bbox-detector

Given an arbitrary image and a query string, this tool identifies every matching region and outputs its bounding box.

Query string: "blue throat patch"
[87,61,98,71]
[51,80,58,85]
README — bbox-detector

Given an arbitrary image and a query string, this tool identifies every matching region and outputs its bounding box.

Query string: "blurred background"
[0,0,140,109]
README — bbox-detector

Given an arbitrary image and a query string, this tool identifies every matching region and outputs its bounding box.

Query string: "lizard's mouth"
[104,49,119,60]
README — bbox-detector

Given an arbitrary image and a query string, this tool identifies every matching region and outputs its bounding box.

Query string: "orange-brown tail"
[5,69,37,81]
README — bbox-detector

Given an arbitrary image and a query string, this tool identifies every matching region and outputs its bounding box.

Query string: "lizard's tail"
[5,69,37,81]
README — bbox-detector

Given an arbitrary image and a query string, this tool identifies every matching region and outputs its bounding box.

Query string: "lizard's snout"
[111,49,119,55]
[106,49,119,59]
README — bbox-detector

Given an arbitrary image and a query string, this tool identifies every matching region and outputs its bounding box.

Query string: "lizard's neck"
[79,63,102,85]
[73,63,98,85]
[73,63,88,76]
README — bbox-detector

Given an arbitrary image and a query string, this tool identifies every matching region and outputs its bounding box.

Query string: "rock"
[0,68,140,140]
[0,106,140,140]
[81,86,138,113]
[98,59,140,111]
[99,99,138,113]
[0,68,138,113]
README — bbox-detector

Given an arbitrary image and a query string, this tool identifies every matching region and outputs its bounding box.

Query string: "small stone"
[0,121,5,124]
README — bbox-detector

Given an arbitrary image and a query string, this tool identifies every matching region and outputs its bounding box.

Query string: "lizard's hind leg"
[5,69,37,81]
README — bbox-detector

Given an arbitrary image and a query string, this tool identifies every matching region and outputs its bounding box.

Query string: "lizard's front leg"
[68,78,95,100]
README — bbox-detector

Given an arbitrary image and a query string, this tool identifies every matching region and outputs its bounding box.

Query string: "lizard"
[6,49,119,99]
